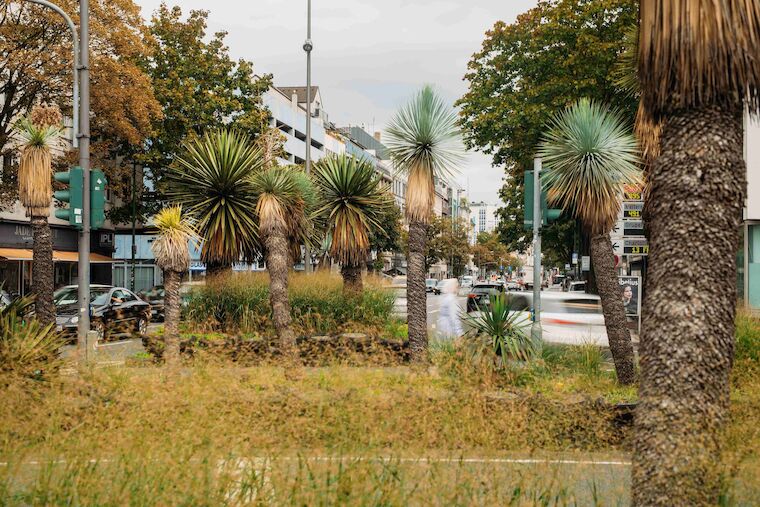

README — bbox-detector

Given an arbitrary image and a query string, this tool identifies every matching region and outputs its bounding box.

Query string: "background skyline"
[135,0,537,204]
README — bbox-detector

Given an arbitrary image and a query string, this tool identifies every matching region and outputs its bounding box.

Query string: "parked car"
[139,286,165,321]
[54,285,151,341]
[426,278,438,293]
[466,282,506,312]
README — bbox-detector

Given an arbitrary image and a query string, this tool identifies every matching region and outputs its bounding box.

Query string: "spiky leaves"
[152,206,198,274]
[386,85,463,223]
[313,154,393,266]
[15,115,63,217]
[639,0,760,117]
[167,130,264,267]
[251,167,306,237]
[539,99,642,235]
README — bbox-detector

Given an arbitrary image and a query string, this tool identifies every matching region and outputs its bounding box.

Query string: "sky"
[135,0,538,204]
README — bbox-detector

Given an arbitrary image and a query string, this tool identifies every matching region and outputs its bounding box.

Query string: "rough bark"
[589,233,636,385]
[341,263,363,296]
[31,215,54,327]
[264,229,297,354]
[407,219,428,362]
[163,269,181,366]
[632,106,745,506]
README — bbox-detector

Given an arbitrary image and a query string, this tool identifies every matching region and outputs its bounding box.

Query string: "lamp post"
[531,157,543,351]
[302,0,313,272]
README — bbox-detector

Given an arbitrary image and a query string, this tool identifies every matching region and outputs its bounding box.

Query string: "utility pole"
[130,161,137,292]
[77,0,91,349]
[303,0,313,273]
[531,157,543,350]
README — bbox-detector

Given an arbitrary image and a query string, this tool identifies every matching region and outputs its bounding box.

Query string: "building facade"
[742,114,760,310]
[467,201,500,245]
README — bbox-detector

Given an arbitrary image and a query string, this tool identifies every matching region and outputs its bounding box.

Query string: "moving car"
[565,280,587,293]
[54,285,151,341]
[505,280,521,291]
[426,278,438,293]
[460,276,474,288]
[435,279,449,295]
[466,282,506,312]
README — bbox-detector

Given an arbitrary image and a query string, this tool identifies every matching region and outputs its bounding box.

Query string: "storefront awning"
[0,248,114,263]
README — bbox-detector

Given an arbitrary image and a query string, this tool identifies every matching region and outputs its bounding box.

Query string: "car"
[139,286,165,321]
[466,282,506,312]
[565,280,587,292]
[426,278,438,293]
[54,285,151,341]
[434,279,449,295]
[505,280,521,291]
[460,276,474,288]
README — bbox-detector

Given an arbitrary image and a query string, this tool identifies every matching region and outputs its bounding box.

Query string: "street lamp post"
[531,157,543,351]
[303,0,313,273]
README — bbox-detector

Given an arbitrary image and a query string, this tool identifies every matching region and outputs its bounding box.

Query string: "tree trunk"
[341,263,363,295]
[31,215,54,327]
[632,106,745,506]
[589,233,636,385]
[407,219,428,362]
[163,269,181,366]
[264,229,296,354]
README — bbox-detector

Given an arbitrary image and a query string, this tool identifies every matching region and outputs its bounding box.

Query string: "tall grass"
[185,272,395,337]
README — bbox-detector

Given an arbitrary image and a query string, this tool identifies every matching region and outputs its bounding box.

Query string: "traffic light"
[54,167,84,228]
[523,170,562,230]
[90,169,107,230]
[53,167,108,230]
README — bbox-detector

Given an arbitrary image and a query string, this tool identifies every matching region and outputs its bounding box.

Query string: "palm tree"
[166,130,264,275]
[313,154,392,294]
[250,167,309,353]
[632,2,760,504]
[15,104,63,327]
[151,206,198,365]
[386,85,463,361]
[539,98,639,385]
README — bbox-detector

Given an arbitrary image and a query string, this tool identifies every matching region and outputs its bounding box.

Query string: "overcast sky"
[135,0,537,204]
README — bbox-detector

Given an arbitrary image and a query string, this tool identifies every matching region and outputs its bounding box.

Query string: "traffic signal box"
[53,167,108,230]
[523,170,562,231]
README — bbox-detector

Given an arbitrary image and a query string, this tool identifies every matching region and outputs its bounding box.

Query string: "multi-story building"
[742,115,760,310]
[467,201,500,245]
[263,86,328,165]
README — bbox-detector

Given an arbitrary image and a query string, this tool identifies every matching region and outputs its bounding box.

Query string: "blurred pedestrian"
[437,278,463,338]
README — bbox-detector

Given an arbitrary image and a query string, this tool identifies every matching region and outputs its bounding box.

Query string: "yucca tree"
[632,3,760,504]
[166,130,264,275]
[386,85,463,361]
[540,98,640,385]
[313,154,393,294]
[15,104,63,327]
[251,167,309,353]
[151,206,198,365]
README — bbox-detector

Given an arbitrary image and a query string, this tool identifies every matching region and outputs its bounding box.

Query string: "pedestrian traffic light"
[90,169,107,230]
[54,166,84,228]
[523,170,562,230]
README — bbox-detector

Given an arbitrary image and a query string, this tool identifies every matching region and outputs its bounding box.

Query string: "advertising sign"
[622,201,643,219]
[618,276,641,317]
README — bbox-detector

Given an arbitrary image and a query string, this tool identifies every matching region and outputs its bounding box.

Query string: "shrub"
[0,296,64,379]
[735,310,760,380]
[185,272,395,337]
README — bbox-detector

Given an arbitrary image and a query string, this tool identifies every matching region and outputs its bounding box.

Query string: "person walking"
[437,279,463,339]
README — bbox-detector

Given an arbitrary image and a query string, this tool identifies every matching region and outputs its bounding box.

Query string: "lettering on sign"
[623,238,649,255]
[623,202,643,219]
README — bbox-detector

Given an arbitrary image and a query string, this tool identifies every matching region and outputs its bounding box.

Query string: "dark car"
[54,285,151,341]
[140,286,165,321]
[466,282,506,313]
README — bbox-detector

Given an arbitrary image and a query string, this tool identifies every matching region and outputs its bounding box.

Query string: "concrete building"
[262,86,328,165]
[742,115,760,310]
[467,201,500,245]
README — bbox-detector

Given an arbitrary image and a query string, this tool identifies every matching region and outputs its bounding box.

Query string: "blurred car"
[565,280,587,292]
[466,282,506,312]
[139,286,165,321]
[505,280,521,291]
[434,279,449,295]
[54,285,151,341]
[460,276,474,288]
[426,278,438,293]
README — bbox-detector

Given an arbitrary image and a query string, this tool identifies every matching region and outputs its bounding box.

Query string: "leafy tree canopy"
[471,232,522,274]
[457,0,637,261]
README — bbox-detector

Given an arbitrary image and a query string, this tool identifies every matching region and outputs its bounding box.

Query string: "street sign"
[623,185,644,201]
[581,255,590,271]
[623,238,649,255]
[612,240,624,256]
[622,201,643,219]
[572,252,578,265]
[623,219,645,237]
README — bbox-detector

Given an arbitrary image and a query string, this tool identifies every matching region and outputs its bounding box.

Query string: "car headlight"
[69,315,79,324]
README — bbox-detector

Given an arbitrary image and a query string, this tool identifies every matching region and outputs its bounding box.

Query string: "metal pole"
[303,0,313,273]
[76,0,90,349]
[130,162,137,292]
[531,157,543,348]
[25,0,78,147]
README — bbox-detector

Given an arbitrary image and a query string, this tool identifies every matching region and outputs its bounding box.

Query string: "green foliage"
[0,296,63,379]
[401,216,471,275]
[167,129,264,266]
[368,202,403,255]
[13,117,62,148]
[185,273,395,336]
[735,311,760,379]
[313,154,394,265]
[464,293,534,364]
[458,0,637,259]
[471,232,521,274]
[540,99,641,235]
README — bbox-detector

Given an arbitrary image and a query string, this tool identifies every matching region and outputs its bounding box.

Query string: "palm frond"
[166,129,264,265]
[313,153,394,265]
[386,85,464,223]
[639,0,760,115]
[251,167,305,236]
[152,206,199,273]
[539,98,642,235]
[15,116,62,216]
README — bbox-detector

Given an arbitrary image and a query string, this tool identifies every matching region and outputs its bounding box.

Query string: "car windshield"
[471,285,501,294]
[54,287,111,306]
[426,279,437,286]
